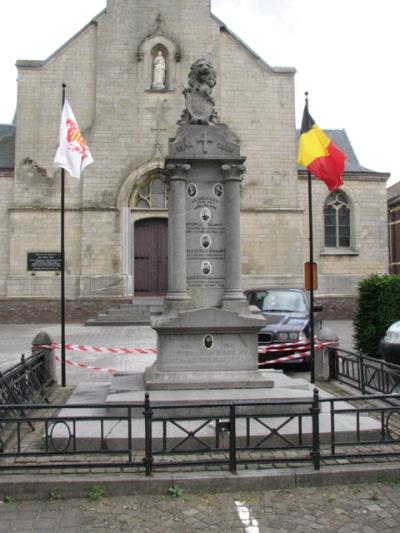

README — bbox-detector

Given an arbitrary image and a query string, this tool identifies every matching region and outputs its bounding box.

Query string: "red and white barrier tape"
[258,340,337,366]
[258,339,310,353]
[54,355,116,374]
[258,352,310,366]
[48,339,337,373]
[48,343,157,355]
[46,339,335,357]
[258,339,335,355]
[258,342,310,355]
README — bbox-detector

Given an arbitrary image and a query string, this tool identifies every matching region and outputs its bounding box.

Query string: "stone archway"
[116,162,169,297]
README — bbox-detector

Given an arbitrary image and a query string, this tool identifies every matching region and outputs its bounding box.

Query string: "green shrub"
[168,484,183,498]
[87,485,105,502]
[354,274,400,356]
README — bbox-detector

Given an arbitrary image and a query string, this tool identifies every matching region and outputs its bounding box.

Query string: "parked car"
[244,288,323,369]
[380,321,400,364]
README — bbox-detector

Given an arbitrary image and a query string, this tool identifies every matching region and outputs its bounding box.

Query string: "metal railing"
[0,351,53,450]
[331,347,400,395]
[1,389,400,474]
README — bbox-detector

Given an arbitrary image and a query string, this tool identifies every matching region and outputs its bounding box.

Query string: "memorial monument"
[144,59,272,390]
[54,61,380,450]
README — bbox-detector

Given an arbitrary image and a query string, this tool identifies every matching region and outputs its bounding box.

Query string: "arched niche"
[137,30,181,92]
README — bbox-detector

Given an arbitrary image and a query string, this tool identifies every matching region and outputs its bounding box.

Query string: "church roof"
[16,10,105,69]
[296,128,389,177]
[211,14,295,75]
[0,124,15,169]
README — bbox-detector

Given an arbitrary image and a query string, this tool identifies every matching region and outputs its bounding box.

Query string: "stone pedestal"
[143,119,268,388]
[112,59,271,392]
[145,306,271,389]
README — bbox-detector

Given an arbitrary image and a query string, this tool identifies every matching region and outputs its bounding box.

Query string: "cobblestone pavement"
[1,482,400,532]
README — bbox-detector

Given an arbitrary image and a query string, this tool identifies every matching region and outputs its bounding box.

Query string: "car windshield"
[262,290,307,313]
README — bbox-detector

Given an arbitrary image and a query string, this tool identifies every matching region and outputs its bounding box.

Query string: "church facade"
[0,0,389,321]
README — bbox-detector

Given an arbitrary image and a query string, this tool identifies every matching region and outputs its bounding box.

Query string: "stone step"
[86,319,149,326]
[85,298,164,326]
[95,313,149,320]
[106,308,151,316]
[118,300,163,308]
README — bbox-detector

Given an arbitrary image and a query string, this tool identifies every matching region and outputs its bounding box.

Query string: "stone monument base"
[104,370,309,418]
[144,367,274,390]
[50,373,381,451]
[147,306,268,389]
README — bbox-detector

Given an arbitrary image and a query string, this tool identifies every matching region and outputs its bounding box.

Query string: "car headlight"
[277,332,301,341]
[277,332,289,341]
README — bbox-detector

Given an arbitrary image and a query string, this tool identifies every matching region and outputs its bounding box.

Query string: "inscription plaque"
[186,180,226,305]
[27,252,61,271]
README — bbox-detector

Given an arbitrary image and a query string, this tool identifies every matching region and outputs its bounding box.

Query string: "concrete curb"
[1,463,400,501]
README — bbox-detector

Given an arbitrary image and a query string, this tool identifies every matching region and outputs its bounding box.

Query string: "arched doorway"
[134,218,168,294]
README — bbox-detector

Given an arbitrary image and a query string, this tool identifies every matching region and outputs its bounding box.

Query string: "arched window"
[324,191,351,248]
[130,173,169,209]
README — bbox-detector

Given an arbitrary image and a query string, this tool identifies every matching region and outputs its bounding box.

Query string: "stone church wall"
[0,173,13,297]
[297,177,388,295]
[0,0,389,319]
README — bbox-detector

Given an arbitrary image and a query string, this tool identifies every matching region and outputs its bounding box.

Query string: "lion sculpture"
[179,59,219,125]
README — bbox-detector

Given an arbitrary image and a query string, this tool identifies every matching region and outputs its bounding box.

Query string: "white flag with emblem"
[54,100,93,179]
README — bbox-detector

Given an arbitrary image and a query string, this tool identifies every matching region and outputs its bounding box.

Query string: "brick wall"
[316,296,357,320]
[0,295,356,323]
[0,298,129,324]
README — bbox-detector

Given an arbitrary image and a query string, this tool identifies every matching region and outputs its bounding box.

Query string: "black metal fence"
[330,347,400,395]
[0,351,53,449]
[1,389,400,474]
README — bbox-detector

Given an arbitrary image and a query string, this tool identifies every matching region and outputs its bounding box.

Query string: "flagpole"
[305,92,316,384]
[307,170,316,384]
[60,83,66,387]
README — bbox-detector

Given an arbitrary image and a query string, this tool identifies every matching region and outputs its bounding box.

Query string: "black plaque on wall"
[27,252,62,271]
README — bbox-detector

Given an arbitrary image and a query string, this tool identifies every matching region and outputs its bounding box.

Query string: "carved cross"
[147,99,170,158]
[197,132,213,154]
[152,124,167,158]
[155,13,164,30]
[151,124,167,136]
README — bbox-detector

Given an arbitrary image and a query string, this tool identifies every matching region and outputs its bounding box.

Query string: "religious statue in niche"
[152,50,166,90]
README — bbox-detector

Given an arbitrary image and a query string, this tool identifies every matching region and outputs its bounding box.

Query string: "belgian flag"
[297,101,346,191]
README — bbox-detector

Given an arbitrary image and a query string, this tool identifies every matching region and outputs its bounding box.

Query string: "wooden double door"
[134,218,168,295]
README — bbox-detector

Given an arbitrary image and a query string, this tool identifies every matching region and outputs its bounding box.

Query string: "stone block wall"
[7,209,82,297]
[0,172,13,297]
[297,176,388,295]
[219,29,298,210]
